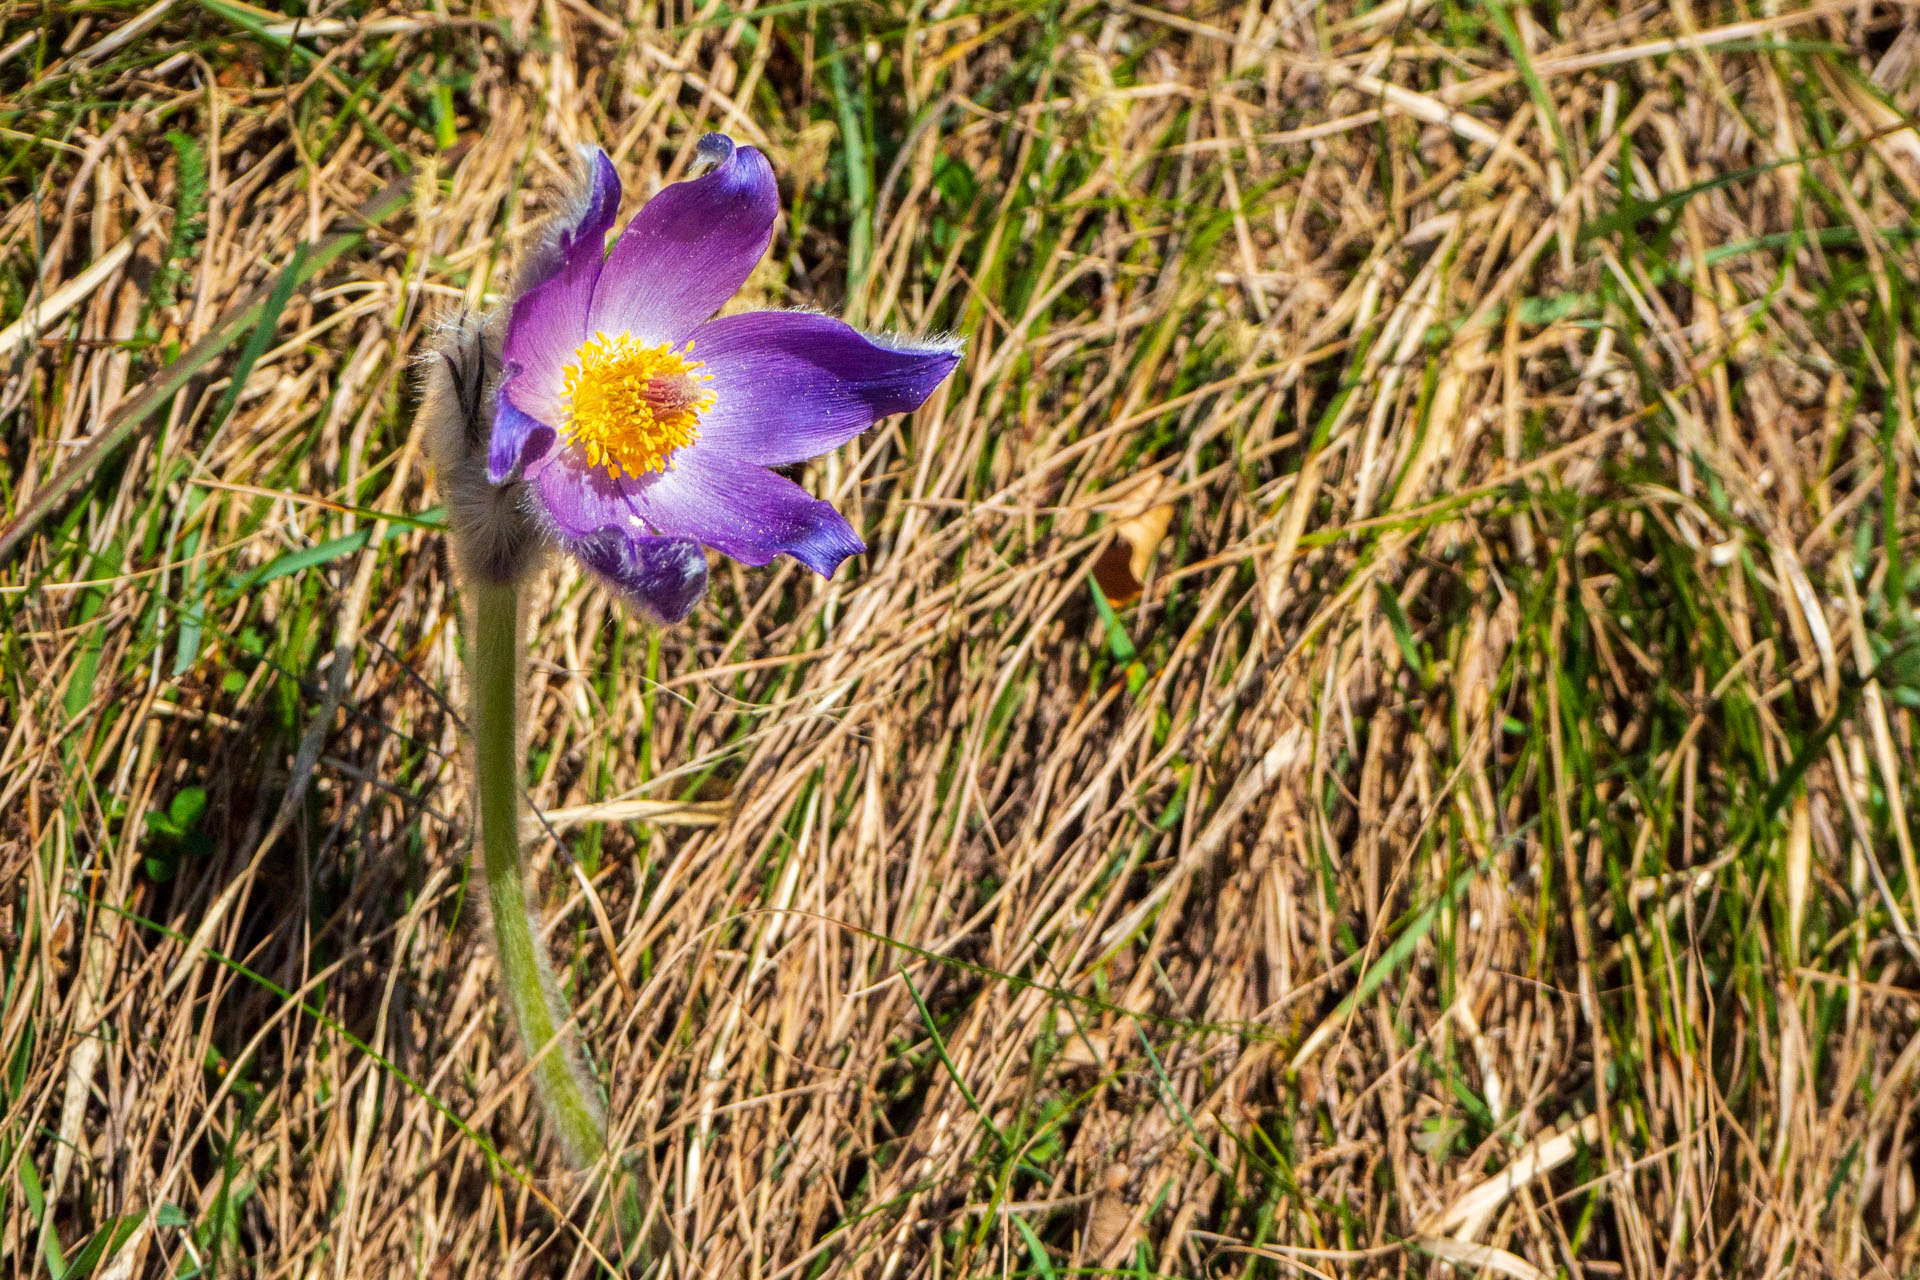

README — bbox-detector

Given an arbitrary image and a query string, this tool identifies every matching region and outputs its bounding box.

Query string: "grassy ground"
[3,0,1919,1275]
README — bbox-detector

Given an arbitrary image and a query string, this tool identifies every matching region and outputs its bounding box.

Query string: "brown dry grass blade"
[0,154,450,567]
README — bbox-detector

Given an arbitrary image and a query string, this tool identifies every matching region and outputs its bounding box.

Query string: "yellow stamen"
[559,332,714,479]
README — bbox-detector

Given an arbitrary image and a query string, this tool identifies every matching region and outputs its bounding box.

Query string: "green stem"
[467,576,606,1166]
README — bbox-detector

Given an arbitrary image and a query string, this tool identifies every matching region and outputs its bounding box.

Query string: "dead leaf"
[1087,471,1176,605]
[1084,1163,1138,1265]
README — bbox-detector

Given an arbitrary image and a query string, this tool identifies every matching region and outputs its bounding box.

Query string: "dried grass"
[3,1,1919,1276]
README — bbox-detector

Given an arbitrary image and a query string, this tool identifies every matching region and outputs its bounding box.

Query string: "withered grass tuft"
[3,1,1919,1276]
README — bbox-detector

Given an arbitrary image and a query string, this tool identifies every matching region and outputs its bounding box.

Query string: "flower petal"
[514,147,622,296]
[572,529,709,623]
[488,395,557,483]
[500,256,596,428]
[634,451,865,577]
[560,149,622,258]
[499,151,623,419]
[586,134,778,345]
[688,311,961,465]
[531,449,649,539]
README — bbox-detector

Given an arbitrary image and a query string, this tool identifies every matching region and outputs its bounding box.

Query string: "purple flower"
[492,134,961,623]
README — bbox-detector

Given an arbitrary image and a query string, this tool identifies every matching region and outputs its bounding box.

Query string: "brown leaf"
[1088,472,1176,605]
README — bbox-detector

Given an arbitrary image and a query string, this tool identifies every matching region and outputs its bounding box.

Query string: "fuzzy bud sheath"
[418,316,610,1172]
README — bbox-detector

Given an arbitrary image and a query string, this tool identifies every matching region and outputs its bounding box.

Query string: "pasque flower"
[491,133,960,621]
[419,136,958,1201]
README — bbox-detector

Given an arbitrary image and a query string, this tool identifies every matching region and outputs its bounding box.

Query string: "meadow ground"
[4,0,1920,1276]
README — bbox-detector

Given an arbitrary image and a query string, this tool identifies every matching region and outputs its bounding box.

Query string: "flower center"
[559,332,714,479]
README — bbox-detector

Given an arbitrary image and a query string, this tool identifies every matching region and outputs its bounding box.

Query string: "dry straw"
[2,1,1917,1277]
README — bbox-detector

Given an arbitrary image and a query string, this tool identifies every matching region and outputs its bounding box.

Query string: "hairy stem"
[467,576,606,1166]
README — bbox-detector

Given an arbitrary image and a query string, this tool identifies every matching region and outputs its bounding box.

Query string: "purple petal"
[499,150,623,408]
[632,451,865,577]
[490,151,622,481]
[586,134,778,345]
[572,529,709,623]
[561,149,622,258]
[500,254,596,428]
[688,311,961,465]
[488,394,557,483]
[515,148,622,295]
[531,448,649,539]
